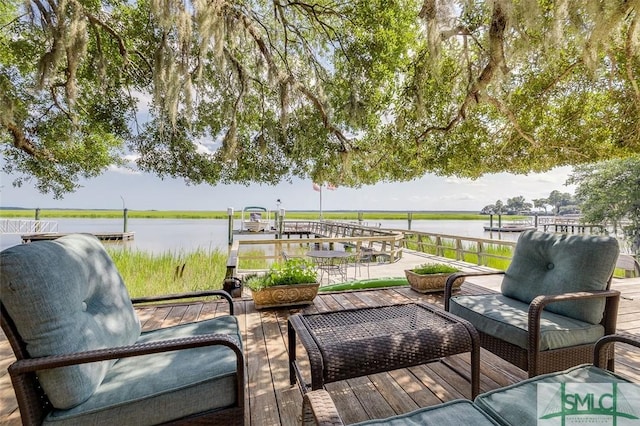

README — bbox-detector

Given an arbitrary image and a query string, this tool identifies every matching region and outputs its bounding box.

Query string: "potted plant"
[245,258,319,309]
[404,263,464,293]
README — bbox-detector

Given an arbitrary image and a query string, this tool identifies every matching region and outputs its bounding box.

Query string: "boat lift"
[239,206,273,233]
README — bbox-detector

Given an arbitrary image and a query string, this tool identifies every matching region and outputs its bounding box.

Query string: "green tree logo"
[537,383,640,425]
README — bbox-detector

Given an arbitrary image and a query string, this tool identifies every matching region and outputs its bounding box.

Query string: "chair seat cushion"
[352,399,500,425]
[500,230,619,324]
[0,234,141,409]
[474,365,636,426]
[449,294,604,350]
[43,316,242,425]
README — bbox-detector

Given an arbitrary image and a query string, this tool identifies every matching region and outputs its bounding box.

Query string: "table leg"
[469,328,480,399]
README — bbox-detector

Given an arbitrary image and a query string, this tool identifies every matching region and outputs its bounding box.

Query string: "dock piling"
[227,207,234,245]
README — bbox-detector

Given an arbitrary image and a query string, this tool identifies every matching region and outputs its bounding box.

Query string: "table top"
[295,303,463,342]
[306,250,351,259]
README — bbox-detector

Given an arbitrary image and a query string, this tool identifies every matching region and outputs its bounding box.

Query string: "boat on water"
[239,206,273,233]
[483,220,537,232]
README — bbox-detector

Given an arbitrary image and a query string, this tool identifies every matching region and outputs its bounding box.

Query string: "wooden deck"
[1,277,639,425]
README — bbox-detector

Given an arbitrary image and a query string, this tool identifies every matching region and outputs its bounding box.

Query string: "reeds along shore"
[107,248,228,298]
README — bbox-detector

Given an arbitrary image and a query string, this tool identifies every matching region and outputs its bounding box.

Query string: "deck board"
[1,278,639,425]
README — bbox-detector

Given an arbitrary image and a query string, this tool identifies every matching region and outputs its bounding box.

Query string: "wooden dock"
[541,223,605,233]
[536,217,606,234]
[483,224,536,232]
[20,232,135,243]
[2,268,638,425]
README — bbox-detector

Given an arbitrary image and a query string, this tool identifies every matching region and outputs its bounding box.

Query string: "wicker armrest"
[594,334,640,369]
[444,271,505,310]
[8,333,243,376]
[527,290,621,360]
[302,390,345,426]
[131,290,234,315]
[528,290,621,332]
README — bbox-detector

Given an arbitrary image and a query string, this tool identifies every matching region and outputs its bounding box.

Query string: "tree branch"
[4,122,53,161]
[50,85,74,122]
[6,123,37,156]
[417,0,508,142]
[625,13,640,105]
[541,62,579,96]
[483,94,537,147]
[236,7,350,151]
[85,12,128,64]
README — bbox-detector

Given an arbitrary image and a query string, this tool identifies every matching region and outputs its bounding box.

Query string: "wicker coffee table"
[288,302,480,398]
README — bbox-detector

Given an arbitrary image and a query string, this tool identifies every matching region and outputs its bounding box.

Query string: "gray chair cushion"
[449,294,605,350]
[353,399,500,425]
[0,234,141,409]
[500,230,619,324]
[42,316,242,425]
[474,365,635,426]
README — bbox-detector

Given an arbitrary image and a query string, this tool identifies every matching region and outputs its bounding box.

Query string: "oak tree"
[568,156,640,254]
[2,0,639,196]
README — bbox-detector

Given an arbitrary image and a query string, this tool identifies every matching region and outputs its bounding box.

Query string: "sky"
[0,165,576,213]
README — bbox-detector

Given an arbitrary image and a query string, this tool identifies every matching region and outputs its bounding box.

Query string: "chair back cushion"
[0,234,141,409]
[501,230,619,324]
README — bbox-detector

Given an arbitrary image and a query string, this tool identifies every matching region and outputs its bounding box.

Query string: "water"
[0,217,521,253]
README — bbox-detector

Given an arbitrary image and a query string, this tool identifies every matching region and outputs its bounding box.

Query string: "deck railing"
[398,230,517,268]
[399,229,637,276]
[226,220,516,277]
[227,221,405,277]
[226,223,636,278]
[0,219,58,234]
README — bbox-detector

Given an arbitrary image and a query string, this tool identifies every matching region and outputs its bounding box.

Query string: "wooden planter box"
[251,283,320,309]
[404,269,465,293]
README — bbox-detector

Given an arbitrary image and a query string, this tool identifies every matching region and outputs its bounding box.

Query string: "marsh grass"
[405,235,514,270]
[238,248,270,270]
[479,245,513,270]
[0,209,496,221]
[613,268,631,278]
[107,248,227,298]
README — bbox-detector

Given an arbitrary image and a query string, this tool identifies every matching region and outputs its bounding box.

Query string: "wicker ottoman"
[288,302,480,398]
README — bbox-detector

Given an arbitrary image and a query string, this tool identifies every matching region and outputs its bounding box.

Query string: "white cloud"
[107,165,140,175]
[442,193,476,201]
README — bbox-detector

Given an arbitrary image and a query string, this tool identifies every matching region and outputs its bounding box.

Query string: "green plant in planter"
[245,258,317,291]
[405,263,464,293]
[411,263,460,274]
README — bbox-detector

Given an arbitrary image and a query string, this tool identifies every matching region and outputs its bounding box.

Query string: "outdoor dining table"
[306,250,351,284]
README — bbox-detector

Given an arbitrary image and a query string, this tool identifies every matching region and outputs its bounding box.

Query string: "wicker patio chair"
[1,234,245,425]
[444,230,621,378]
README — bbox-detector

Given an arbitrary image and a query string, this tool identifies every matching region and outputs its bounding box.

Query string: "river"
[0,217,522,253]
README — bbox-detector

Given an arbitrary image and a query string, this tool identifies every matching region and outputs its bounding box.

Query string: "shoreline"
[0,209,529,221]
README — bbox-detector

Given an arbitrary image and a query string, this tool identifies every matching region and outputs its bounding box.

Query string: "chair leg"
[354,259,362,280]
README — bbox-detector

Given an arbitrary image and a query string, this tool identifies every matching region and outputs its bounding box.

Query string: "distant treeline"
[0,209,501,221]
